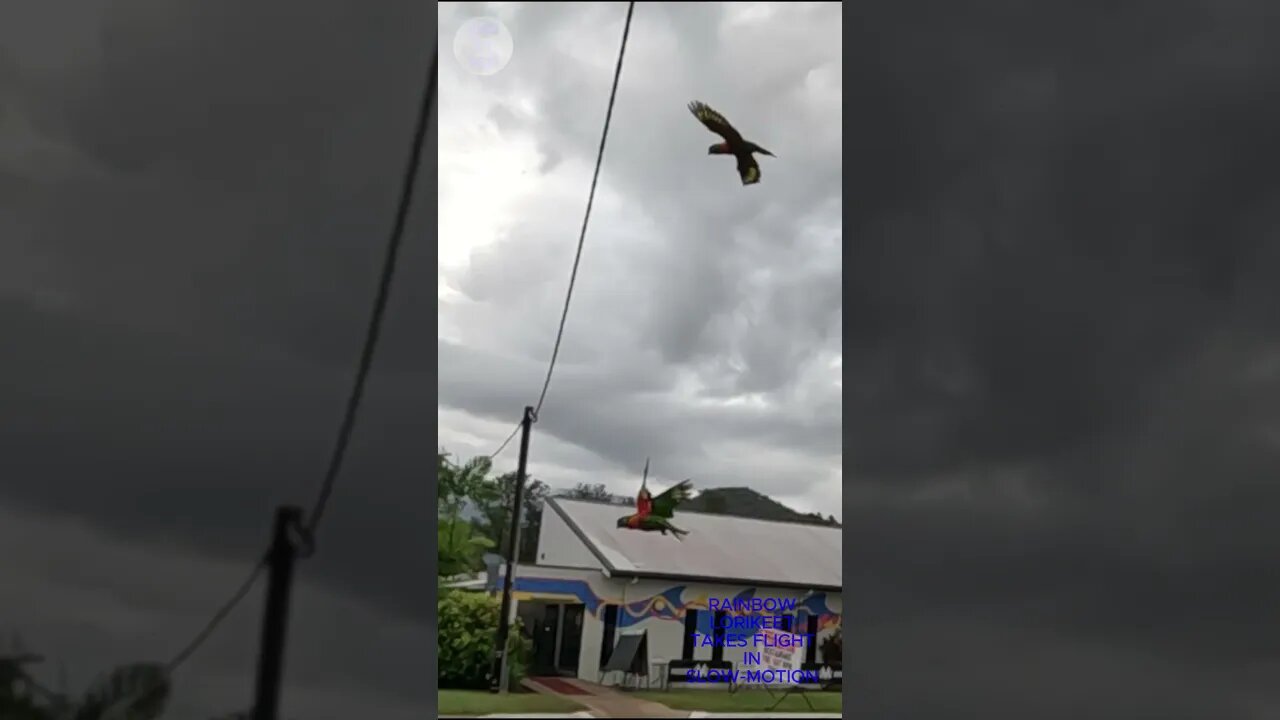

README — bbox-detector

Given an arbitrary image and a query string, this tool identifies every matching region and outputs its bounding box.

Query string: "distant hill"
[549,483,840,527]
[681,486,841,527]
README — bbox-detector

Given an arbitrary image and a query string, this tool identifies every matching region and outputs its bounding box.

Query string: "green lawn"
[438,689,588,716]
[630,688,842,713]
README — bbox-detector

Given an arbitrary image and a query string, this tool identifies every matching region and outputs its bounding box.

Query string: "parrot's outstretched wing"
[636,458,653,516]
[636,486,652,515]
[688,101,743,145]
[651,479,693,519]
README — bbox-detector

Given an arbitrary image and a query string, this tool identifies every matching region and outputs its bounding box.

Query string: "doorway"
[518,601,586,677]
[558,604,584,674]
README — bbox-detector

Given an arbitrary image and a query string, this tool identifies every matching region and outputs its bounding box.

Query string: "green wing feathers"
[688,101,743,144]
[651,479,693,518]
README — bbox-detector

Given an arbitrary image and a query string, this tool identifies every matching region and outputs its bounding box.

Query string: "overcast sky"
[437,1,843,516]
[847,1,1280,718]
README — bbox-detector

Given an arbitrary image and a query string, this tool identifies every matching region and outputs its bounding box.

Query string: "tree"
[0,654,48,720]
[439,521,494,579]
[438,450,550,566]
[438,451,495,517]
[565,483,611,501]
[438,451,496,578]
[0,678,48,720]
[0,657,170,720]
[474,471,548,565]
[77,662,169,720]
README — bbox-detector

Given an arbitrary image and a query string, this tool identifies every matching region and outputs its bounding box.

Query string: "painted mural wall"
[502,565,842,683]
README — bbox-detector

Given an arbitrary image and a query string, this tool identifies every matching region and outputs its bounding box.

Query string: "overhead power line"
[304,47,438,540]
[486,420,523,463]
[165,553,269,674]
[155,46,438,685]
[532,1,635,420]
[444,4,635,470]
[439,417,521,473]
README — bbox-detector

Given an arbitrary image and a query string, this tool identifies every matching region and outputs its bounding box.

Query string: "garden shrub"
[438,589,531,690]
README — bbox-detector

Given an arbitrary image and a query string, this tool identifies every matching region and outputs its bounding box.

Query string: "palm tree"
[1,658,170,720]
[438,451,496,578]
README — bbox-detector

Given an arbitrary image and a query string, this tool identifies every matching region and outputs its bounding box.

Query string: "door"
[532,603,560,675]
[558,604,584,675]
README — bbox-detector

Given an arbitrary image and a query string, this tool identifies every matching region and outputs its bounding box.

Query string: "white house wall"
[535,506,605,569]
[505,566,842,685]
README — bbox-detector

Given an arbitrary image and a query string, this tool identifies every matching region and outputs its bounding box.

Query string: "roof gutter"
[606,568,841,594]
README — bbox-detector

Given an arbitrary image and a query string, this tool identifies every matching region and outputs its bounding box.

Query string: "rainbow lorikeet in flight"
[688,100,775,186]
[617,471,693,541]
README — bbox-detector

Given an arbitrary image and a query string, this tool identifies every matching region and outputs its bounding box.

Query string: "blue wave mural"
[495,576,839,630]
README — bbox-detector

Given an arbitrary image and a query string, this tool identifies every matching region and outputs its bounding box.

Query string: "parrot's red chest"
[627,515,643,529]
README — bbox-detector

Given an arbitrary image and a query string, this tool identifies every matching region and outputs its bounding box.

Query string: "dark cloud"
[847,0,1280,716]
[2,0,435,717]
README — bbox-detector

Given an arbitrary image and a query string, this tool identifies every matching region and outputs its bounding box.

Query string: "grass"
[629,687,842,713]
[438,689,588,716]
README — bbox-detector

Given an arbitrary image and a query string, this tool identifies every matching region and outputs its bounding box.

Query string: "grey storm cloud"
[2,0,437,717]
[844,0,1280,717]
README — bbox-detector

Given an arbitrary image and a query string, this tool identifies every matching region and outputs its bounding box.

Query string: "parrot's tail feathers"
[671,525,689,541]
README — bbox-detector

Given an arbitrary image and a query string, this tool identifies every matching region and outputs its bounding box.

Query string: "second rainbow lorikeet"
[688,100,776,186]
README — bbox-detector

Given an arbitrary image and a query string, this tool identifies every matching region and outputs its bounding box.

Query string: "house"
[497,496,842,687]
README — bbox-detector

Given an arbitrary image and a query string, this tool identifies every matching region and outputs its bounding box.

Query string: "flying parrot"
[688,100,775,186]
[617,478,693,540]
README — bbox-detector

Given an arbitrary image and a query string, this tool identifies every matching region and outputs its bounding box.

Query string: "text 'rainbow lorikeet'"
[688,100,775,186]
[617,478,693,541]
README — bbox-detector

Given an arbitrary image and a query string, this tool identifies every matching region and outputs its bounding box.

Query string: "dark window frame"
[600,604,619,668]
[682,609,698,660]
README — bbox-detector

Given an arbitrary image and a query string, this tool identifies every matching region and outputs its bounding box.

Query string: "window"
[682,609,698,660]
[805,615,819,665]
[600,604,619,667]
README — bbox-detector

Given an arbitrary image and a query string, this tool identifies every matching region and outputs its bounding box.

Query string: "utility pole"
[489,405,535,693]
[252,505,303,720]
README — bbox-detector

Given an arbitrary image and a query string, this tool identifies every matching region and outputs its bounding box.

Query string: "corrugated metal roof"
[546,497,841,590]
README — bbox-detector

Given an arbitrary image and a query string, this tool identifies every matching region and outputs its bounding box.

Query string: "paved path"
[523,677,688,718]
[442,707,839,712]
[691,707,839,712]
